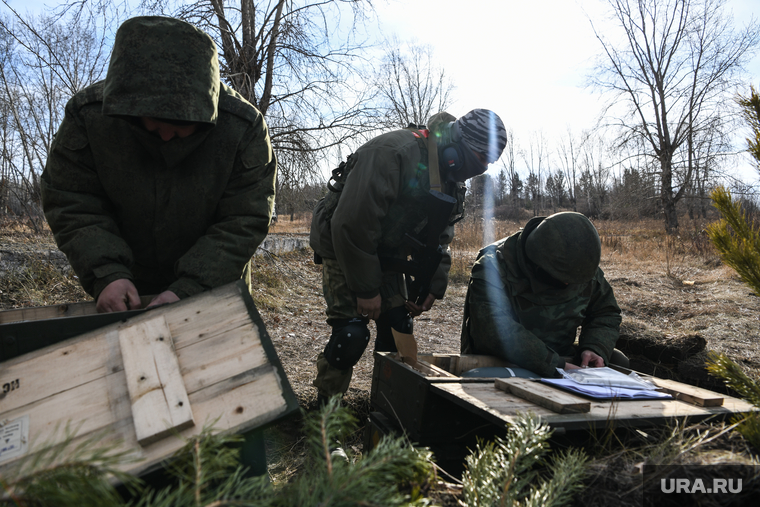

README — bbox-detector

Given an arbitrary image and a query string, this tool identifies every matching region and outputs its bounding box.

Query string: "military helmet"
[524,212,601,284]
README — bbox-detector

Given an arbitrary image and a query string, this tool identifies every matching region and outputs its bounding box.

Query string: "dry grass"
[268,214,312,234]
[0,218,88,308]
[2,214,760,502]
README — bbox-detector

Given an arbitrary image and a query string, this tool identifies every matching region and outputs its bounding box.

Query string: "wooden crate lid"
[0,280,298,476]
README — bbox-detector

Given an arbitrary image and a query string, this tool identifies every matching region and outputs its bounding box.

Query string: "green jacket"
[461,218,622,377]
[41,17,276,299]
[310,115,463,300]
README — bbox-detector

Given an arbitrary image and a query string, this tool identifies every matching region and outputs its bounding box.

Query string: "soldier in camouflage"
[310,109,508,401]
[41,16,276,312]
[461,212,628,378]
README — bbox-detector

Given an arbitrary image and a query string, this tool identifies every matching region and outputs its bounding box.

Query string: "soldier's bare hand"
[357,295,381,320]
[147,290,180,308]
[97,279,141,313]
[580,350,605,368]
[405,294,436,317]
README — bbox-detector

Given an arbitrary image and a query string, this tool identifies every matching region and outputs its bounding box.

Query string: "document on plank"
[541,378,673,400]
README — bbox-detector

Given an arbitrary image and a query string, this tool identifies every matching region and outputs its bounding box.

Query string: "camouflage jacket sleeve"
[428,224,453,299]
[330,132,421,299]
[41,91,276,300]
[463,246,566,377]
[41,99,136,298]
[576,269,622,363]
[167,115,276,299]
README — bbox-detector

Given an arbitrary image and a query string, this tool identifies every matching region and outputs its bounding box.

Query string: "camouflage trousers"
[313,257,408,398]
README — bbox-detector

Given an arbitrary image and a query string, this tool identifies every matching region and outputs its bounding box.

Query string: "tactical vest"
[319,126,466,254]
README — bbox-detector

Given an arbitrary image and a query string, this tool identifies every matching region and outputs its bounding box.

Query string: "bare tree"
[591,0,760,232]
[0,2,117,228]
[525,171,541,216]
[556,127,581,212]
[495,128,522,217]
[577,133,612,218]
[131,0,383,218]
[521,130,549,216]
[685,114,730,219]
[495,168,507,206]
[545,169,566,213]
[374,37,455,130]
[17,0,382,220]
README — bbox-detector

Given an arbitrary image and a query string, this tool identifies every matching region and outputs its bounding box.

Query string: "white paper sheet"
[541,379,673,400]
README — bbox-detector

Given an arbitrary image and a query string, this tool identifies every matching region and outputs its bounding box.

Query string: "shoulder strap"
[408,128,442,191]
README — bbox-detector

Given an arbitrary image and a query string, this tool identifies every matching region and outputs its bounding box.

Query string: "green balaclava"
[523,212,601,285]
[102,16,220,125]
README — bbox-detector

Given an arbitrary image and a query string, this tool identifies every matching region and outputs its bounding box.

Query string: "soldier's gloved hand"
[147,290,180,308]
[357,295,381,320]
[405,294,436,317]
[97,279,141,313]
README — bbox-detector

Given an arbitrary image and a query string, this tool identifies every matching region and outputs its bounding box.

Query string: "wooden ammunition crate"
[369,351,757,473]
[0,281,299,479]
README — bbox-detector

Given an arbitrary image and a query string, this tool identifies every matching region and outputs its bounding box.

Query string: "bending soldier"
[41,16,277,312]
[310,109,508,402]
[461,212,629,377]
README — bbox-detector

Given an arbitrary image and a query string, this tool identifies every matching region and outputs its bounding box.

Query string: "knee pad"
[324,318,371,369]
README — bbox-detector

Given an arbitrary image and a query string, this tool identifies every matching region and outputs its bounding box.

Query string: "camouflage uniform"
[461,214,623,378]
[310,109,508,399]
[309,114,464,398]
[41,17,276,300]
[310,113,464,396]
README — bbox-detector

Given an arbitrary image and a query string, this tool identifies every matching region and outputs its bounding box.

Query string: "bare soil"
[3,224,760,503]
[255,243,760,409]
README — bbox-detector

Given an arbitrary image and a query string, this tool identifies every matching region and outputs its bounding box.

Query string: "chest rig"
[321,124,466,252]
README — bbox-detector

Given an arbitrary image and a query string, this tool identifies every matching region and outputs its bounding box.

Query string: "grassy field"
[2,213,759,505]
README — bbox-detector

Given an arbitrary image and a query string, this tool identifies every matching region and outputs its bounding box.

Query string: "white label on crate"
[0,415,29,464]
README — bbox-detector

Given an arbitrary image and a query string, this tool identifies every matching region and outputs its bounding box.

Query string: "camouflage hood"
[522,212,601,285]
[102,16,220,125]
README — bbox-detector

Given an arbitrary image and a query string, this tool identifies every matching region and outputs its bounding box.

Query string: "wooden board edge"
[650,378,724,407]
[495,378,591,414]
[233,280,300,415]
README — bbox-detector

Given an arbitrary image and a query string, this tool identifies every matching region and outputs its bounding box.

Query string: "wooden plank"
[432,383,556,429]
[0,297,153,324]
[119,315,195,446]
[416,359,458,378]
[166,291,251,349]
[607,364,723,407]
[0,302,96,323]
[650,378,724,407]
[450,355,510,376]
[0,281,297,477]
[495,378,591,414]
[0,362,288,476]
[418,353,453,372]
[400,357,458,378]
[0,332,113,414]
[176,324,267,392]
[432,382,756,432]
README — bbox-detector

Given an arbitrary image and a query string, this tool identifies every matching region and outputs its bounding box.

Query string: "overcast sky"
[374,0,760,183]
[9,0,760,183]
